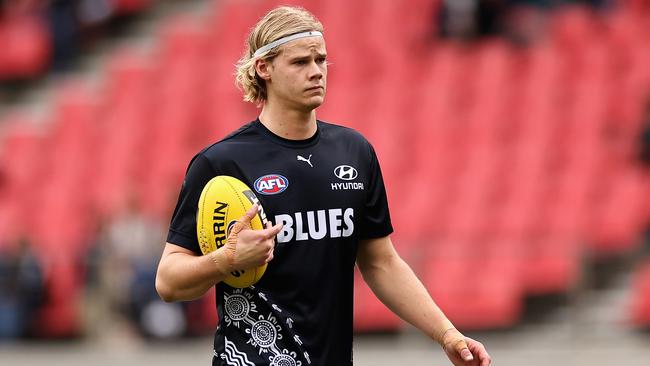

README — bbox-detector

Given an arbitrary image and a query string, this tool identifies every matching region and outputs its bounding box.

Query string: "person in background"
[0,237,45,340]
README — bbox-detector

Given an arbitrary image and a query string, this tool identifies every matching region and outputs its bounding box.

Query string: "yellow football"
[196,175,269,288]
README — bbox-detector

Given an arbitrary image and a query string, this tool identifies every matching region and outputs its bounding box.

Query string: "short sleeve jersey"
[167,119,393,366]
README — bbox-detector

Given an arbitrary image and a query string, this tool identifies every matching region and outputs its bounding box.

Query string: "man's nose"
[308,60,323,80]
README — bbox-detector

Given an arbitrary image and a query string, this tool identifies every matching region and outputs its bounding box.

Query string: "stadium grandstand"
[1,0,650,365]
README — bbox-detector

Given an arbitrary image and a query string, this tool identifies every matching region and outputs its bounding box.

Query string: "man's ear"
[255,58,272,81]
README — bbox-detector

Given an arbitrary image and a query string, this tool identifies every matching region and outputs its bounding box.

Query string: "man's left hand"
[441,328,491,366]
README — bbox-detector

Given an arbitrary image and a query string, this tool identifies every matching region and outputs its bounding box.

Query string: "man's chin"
[304,95,325,110]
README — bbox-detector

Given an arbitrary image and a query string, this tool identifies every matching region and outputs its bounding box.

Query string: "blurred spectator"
[477,0,508,36]
[438,0,480,40]
[0,237,45,340]
[47,0,80,72]
[502,1,549,45]
[82,197,185,339]
[577,0,614,10]
[437,0,547,43]
[0,0,117,77]
[77,0,114,51]
[78,0,112,27]
[81,215,114,339]
[436,0,615,44]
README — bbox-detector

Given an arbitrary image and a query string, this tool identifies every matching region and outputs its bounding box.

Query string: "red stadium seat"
[353,271,402,332]
[158,16,211,70]
[550,6,599,56]
[0,15,50,80]
[113,0,152,15]
[589,170,646,254]
[422,243,522,329]
[102,50,155,109]
[0,118,47,242]
[522,234,581,294]
[46,83,101,198]
[621,0,650,14]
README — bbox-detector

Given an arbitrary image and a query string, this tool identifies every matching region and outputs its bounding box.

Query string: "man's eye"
[294,60,306,65]
[316,58,326,64]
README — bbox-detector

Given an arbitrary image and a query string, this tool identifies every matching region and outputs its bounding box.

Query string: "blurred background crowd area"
[1,0,650,347]
[0,0,150,80]
[0,0,635,84]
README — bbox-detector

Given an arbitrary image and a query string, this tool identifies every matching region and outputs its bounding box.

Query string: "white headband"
[253,31,323,58]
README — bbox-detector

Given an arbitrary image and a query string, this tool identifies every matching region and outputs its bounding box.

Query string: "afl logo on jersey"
[254,174,289,195]
[334,165,358,180]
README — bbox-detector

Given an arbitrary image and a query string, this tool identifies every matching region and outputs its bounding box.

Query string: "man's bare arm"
[155,243,231,302]
[156,204,281,302]
[357,236,491,366]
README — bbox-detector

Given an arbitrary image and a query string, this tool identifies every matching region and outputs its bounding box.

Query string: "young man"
[156,6,491,366]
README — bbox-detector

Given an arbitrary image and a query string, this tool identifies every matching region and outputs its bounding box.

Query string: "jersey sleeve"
[359,143,394,239]
[167,153,217,253]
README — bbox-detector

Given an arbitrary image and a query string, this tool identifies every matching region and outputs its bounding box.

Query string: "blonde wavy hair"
[235,6,324,104]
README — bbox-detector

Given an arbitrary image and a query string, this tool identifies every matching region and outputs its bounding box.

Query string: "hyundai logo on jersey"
[334,165,358,180]
[254,174,289,195]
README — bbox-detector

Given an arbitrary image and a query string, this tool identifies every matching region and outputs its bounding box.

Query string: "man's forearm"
[359,255,453,343]
[156,249,229,302]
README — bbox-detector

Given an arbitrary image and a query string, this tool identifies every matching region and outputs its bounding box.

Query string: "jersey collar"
[253,119,321,149]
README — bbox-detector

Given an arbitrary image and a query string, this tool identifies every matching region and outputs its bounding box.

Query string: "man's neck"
[258,103,317,140]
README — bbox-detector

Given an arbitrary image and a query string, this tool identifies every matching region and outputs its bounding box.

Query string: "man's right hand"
[222,203,283,271]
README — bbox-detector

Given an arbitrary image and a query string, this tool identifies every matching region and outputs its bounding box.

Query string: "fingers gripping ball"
[197,176,269,288]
